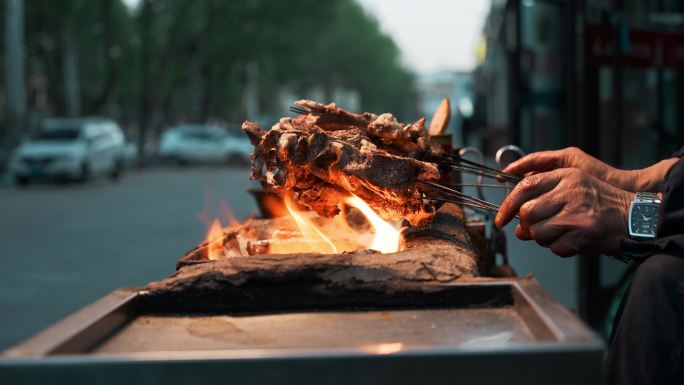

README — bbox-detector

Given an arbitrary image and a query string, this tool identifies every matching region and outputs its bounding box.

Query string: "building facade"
[474,0,684,328]
[417,71,474,145]
[475,0,684,166]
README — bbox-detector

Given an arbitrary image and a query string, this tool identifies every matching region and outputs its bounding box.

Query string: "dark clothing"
[605,253,684,384]
[607,149,684,385]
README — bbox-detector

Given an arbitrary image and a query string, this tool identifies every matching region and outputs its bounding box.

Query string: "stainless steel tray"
[0,277,604,385]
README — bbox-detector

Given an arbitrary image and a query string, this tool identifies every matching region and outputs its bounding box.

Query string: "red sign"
[624,30,660,68]
[585,24,684,69]
[663,33,684,69]
[585,25,615,65]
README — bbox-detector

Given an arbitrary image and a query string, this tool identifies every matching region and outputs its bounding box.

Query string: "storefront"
[474,0,684,328]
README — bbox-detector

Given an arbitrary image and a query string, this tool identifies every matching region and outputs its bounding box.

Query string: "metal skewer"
[446,164,521,183]
[444,153,522,181]
[455,183,515,189]
[289,106,309,115]
[417,180,516,217]
[430,197,500,213]
[439,154,522,184]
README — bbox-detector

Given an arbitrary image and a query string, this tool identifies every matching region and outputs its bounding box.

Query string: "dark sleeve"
[673,146,684,158]
[623,148,684,259]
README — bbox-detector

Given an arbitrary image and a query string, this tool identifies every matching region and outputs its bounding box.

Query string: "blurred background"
[1,0,683,349]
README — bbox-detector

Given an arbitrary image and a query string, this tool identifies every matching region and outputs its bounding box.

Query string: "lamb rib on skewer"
[294,100,435,157]
[243,100,443,226]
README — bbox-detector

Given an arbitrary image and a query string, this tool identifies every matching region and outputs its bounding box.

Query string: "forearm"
[632,158,679,192]
[610,158,679,193]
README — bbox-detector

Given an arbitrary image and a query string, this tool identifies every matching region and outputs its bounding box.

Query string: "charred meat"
[243,100,442,226]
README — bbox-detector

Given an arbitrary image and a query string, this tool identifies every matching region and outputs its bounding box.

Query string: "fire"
[197,188,239,260]
[268,194,401,255]
[283,195,338,254]
[205,218,224,260]
[360,342,404,355]
[198,193,402,260]
[344,195,402,254]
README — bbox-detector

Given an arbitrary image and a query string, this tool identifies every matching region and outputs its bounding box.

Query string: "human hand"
[495,168,634,257]
[502,147,677,193]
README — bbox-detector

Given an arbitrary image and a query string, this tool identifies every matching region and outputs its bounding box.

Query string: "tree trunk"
[137,0,152,163]
[62,24,81,117]
[87,0,117,114]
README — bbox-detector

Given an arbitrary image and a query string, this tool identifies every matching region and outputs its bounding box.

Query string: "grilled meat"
[243,101,442,226]
[295,100,435,157]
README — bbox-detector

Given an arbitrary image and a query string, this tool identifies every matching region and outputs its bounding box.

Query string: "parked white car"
[9,118,126,185]
[158,125,251,165]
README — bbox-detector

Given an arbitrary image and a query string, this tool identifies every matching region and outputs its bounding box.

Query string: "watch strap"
[635,192,660,203]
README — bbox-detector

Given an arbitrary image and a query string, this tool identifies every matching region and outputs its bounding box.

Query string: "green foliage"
[296,0,416,115]
[25,0,137,115]
[23,0,417,128]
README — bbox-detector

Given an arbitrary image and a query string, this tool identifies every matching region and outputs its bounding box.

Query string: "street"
[0,166,259,349]
[0,166,588,350]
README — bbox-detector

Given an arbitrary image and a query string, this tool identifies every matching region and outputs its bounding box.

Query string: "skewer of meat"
[243,110,440,226]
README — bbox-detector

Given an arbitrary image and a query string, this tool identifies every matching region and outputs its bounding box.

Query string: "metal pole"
[507,0,522,147]
[656,0,665,158]
[562,0,577,147]
[612,0,624,167]
[63,26,81,117]
[4,0,27,142]
[137,0,151,164]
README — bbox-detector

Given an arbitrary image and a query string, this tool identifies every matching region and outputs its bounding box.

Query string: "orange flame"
[360,342,404,355]
[205,218,224,260]
[197,186,240,261]
[283,195,338,254]
[198,192,402,259]
[344,195,401,253]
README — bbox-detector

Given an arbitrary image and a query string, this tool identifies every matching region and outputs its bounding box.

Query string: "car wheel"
[171,156,188,166]
[109,159,123,181]
[14,175,30,187]
[78,162,91,182]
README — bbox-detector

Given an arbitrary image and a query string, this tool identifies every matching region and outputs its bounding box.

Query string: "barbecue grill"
[1,278,602,385]
[1,199,604,385]
[1,104,604,384]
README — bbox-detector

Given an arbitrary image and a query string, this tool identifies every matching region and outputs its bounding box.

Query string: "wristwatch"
[628,192,660,239]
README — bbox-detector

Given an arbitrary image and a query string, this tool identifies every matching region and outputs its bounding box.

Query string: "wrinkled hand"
[503,147,677,193]
[495,168,634,257]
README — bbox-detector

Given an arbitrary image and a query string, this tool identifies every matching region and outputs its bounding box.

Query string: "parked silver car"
[158,125,251,165]
[9,118,126,185]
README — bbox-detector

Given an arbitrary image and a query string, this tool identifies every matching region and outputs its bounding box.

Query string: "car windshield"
[34,128,81,141]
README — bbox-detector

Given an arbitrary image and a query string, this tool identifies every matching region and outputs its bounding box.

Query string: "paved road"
[0,166,259,349]
[0,167,602,350]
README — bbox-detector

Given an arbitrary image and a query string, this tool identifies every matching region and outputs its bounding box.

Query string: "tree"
[18,0,418,153]
[135,0,417,127]
[24,0,137,117]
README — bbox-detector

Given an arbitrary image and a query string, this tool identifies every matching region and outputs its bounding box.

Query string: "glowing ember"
[205,219,224,260]
[284,195,338,254]
[344,195,402,253]
[360,342,404,355]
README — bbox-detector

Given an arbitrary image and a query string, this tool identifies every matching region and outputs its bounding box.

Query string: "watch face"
[630,203,658,237]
